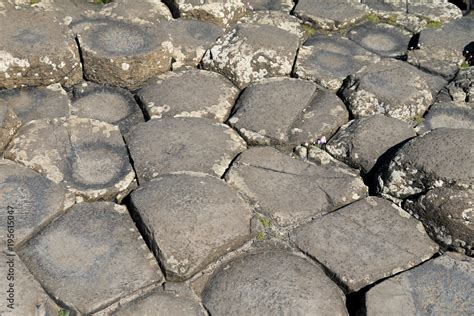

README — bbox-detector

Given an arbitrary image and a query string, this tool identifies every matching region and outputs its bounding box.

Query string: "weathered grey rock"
[203,250,348,315]
[0,159,74,248]
[292,197,439,292]
[71,81,144,134]
[161,19,223,69]
[366,253,473,315]
[340,59,447,122]
[407,16,474,79]
[0,251,60,315]
[125,118,246,182]
[137,70,238,122]
[112,289,206,316]
[77,18,172,90]
[407,2,463,24]
[0,10,82,89]
[421,101,474,131]
[202,24,299,89]
[294,0,368,31]
[348,22,411,58]
[245,0,294,12]
[229,78,348,147]
[226,147,367,227]
[99,0,173,23]
[0,104,21,154]
[442,67,473,104]
[326,115,416,174]
[294,35,380,91]
[404,187,473,255]
[377,128,474,201]
[5,117,136,201]
[17,202,162,315]
[0,83,70,125]
[129,172,252,281]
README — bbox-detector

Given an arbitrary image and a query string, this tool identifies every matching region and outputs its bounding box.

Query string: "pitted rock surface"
[229,78,348,147]
[0,104,21,154]
[226,147,367,227]
[292,197,439,292]
[99,0,173,23]
[203,250,348,316]
[202,24,299,89]
[5,117,136,201]
[137,69,238,122]
[125,117,246,182]
[17,202,162,315]
[129,172,252,281]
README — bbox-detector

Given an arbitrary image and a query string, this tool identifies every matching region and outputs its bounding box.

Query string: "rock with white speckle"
[245,0,294,12]
[99,0,172,23]
[0,104,21,154]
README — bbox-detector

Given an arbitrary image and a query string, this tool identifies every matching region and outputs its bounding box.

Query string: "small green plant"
[367,13,381,24]
[387,15,398,25]
[93,0,113,4]
[257,231,266,241]
[30,0,40,4]
[460,61,471,71]
[58,310,71,316]
[426,20,442,29]
[258,216,272,229]
[302,24,317,38]
[413,114,424,125]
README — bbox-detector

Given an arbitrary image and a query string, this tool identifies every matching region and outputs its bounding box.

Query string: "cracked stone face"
[129,172,252,281]
[366,253,473,315]
[292,197,439,292]
[137,69,239,122]
[0,104,21,154]
[0,10,82,89]
[71,81,144,134]
[77,18,172,90]
[202,24,300,89]
[203,250,348,315]
[225,147,367,227]
[229,78,348,147]
[294,35,380,91]
[17,202,163,315]
[125,117,246,182]
[4,116,136,201]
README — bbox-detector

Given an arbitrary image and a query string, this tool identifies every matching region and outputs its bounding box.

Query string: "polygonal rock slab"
[77,18,172,90]
[129,172,252,281]
[99,0,173,23]
[0,159,73,248]
[294,35,380,91]
[137,70,238,122]
[407,16,474,79]
[326,115,416,174]
[125,118,246,182]
[340,59,447,121]
[292,197,439,292]
[203,250,348,315]
[17,202,163,315]
[0,105,21,154]
[0,251,60,315]
[0,83,70,125]
[421,101,474,131]
[348,22,411,58]
[0,10,82,89]
[294,0,368,31]
[71,82,144,134]
[5,117,136,201]
[112,289,206,316]
[404,187,473,256]
[377,128,474,201]
[226,147,367,227]
[202,24,300,89]
[229,78,348,147]
[366,253,473,315]
[246,0,294,12]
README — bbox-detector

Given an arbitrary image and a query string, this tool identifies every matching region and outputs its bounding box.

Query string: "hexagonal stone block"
[137,70,238,122]
[0,83,70,125]
[129,172,252,281]
[366,253,473,315]
[0,105,21,154]
[340,59,447,121]
[226,147,367,227]
[5,117,136,201]
[348,22,411,58]
[203,250,348,315]
[294,35,380,91]
[229,78,348,147]
[0,251,60,315]
[17,202,163,314]
[77,18,172,90]
[421,101,474,131]
[294,0,368,31]
[99,0,173,23]
[202,24,300,89]
[71,82,144,134]
[326,115,416,174]
[246,0,294,12]
[377,128,474,201]
[0,10,82,89]
[292,197,439,292]
[125,117,246,182]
